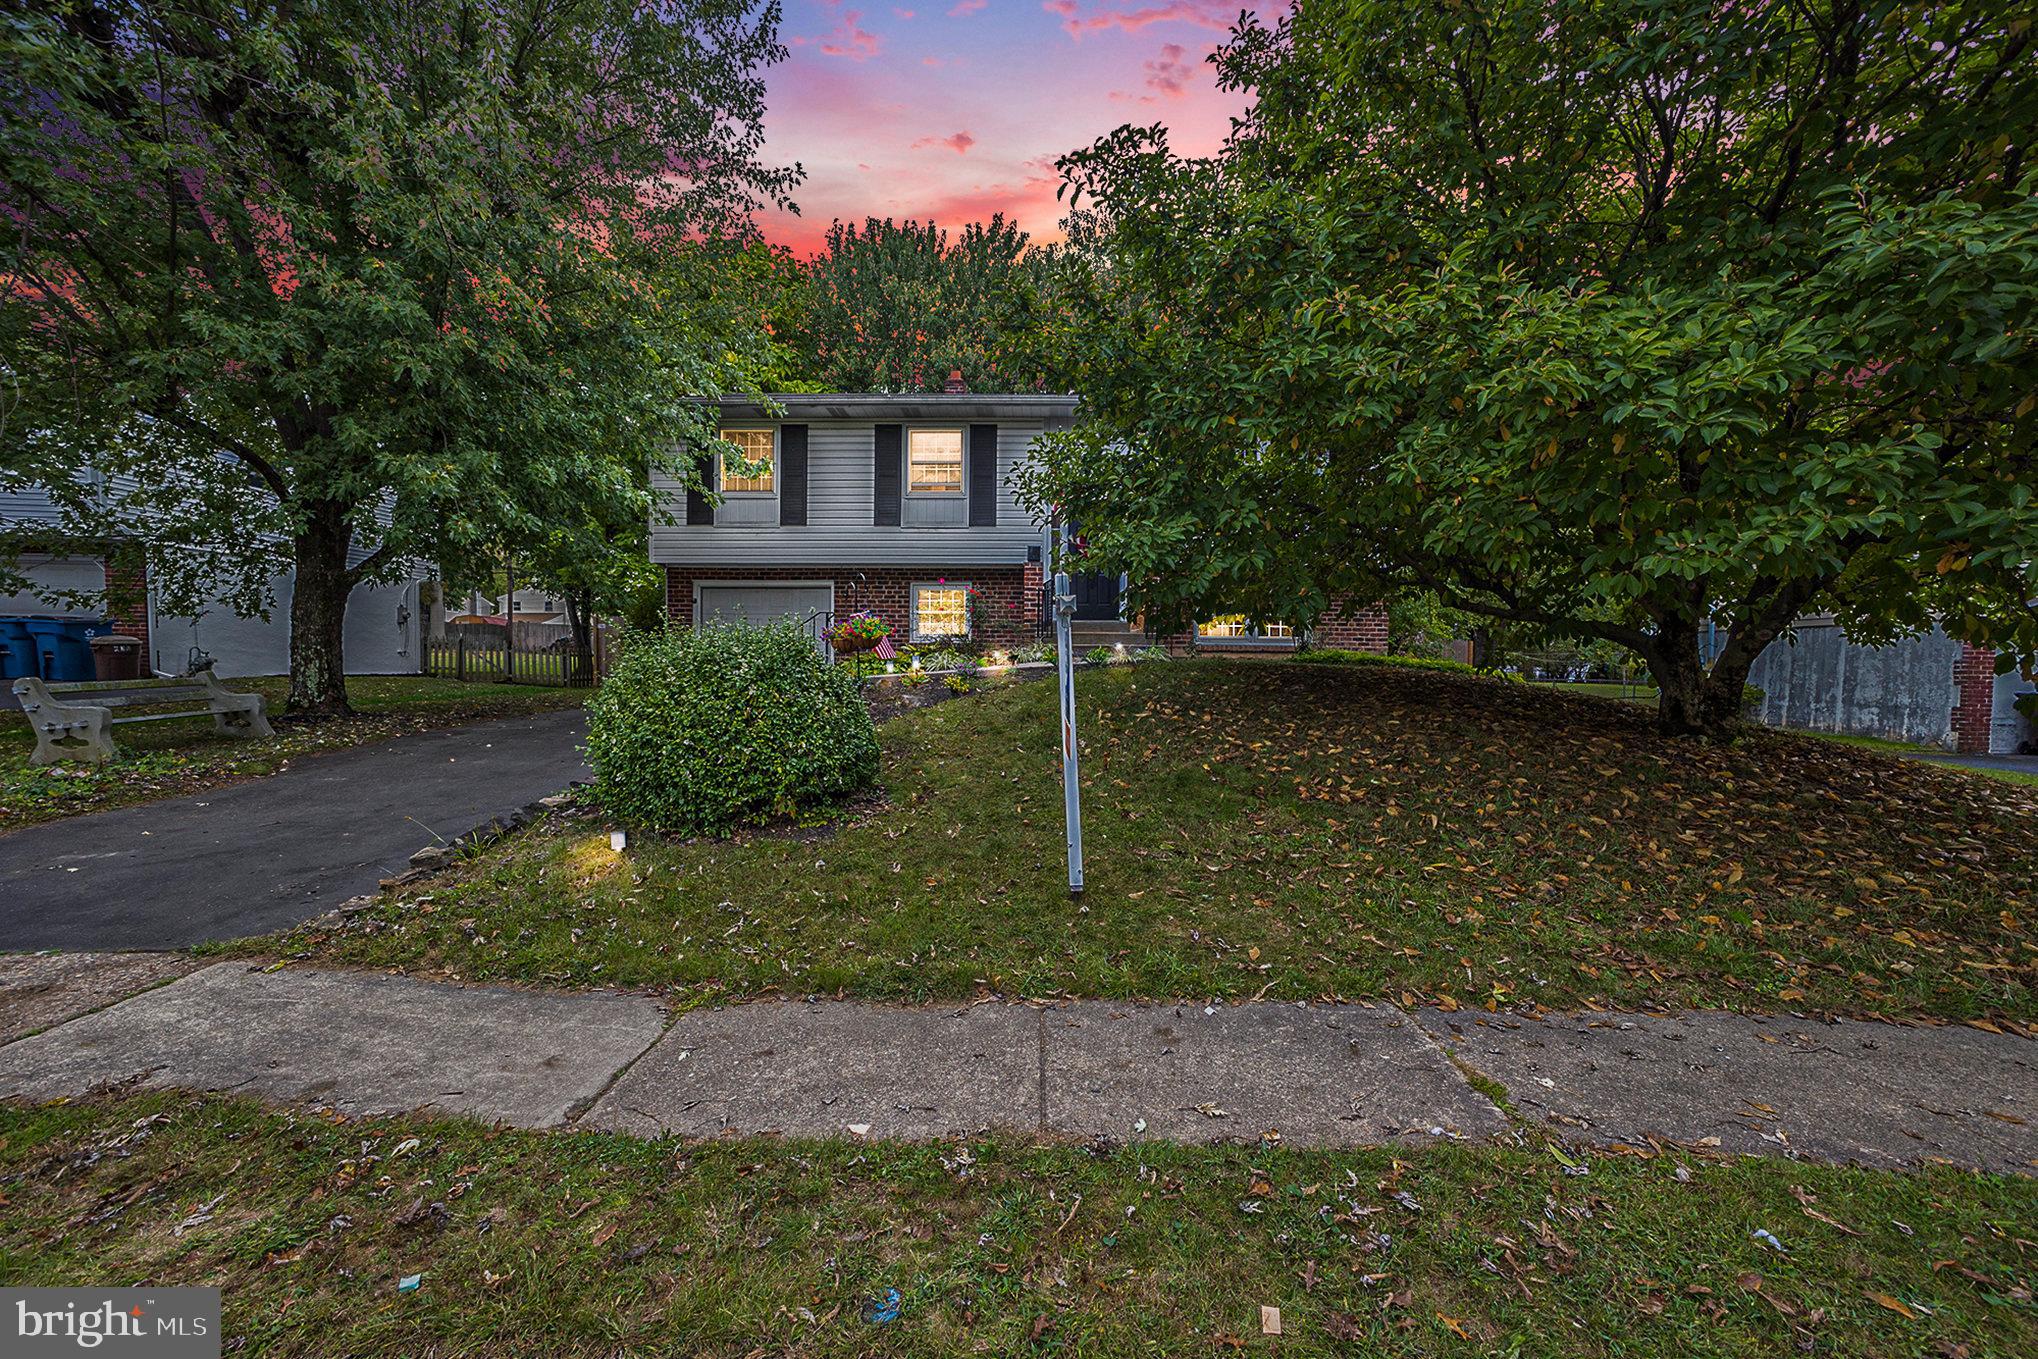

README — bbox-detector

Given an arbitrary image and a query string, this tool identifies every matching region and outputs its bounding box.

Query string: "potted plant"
[827,611,891,655]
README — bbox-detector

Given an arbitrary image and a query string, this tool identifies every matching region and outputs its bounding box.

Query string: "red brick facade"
[1312,598,1390,652]
[1951,641,1997,754]
[664,564,1040,650]
[100,549,149,657]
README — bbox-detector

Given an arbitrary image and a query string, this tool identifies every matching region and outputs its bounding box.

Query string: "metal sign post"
[1051,522,1084,895]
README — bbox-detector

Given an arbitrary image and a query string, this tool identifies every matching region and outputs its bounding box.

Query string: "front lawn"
[266,660,2038,1021]
[1,1092,2031,1358]
[2,676,586,832]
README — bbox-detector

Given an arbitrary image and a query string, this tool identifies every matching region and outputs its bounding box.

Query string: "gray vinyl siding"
[0,485,63,526]
[649,419,1049,567]
[3,471,147,533]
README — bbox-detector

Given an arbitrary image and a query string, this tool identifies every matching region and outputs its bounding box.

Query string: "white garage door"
[695,583,833,649]
[0,554,105,617]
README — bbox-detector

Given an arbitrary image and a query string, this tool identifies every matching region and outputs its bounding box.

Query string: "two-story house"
[652,390,1077,651]
[651,386,1392,656]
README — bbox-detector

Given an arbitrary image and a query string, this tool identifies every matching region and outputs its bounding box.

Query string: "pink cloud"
[1143,42,1193,97]
[948,0,987,13]
[912,130,977,154]
[818,7,882,59]
[1044,1,1239,39]
[893,5,916,14]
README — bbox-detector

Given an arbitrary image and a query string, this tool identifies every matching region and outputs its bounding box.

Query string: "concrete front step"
[1069,624,1148,648]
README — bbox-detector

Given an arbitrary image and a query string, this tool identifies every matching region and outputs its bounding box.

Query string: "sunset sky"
[754,0,1269,254]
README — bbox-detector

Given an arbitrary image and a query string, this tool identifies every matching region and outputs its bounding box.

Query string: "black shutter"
[778,424,808,526]
[873,423,902,526]
[967,423,998,527]
[685,446,715,526]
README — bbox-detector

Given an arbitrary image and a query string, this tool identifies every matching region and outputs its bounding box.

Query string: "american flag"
[873,634,896,661]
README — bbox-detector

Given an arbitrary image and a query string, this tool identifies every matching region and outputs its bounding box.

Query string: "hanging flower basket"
[827,612,891,654]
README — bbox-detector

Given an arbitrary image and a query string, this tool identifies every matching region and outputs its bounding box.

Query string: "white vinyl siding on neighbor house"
[0,484,66,525]
[650,418,1050,567]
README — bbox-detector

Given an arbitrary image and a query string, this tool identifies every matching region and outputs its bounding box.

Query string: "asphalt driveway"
[0,707,589,951]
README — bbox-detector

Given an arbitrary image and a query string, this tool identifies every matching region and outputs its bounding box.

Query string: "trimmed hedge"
[1294,648,1516,679]
[586,623,879,835]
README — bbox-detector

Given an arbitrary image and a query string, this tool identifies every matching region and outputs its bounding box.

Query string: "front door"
[1071,572,1122,621]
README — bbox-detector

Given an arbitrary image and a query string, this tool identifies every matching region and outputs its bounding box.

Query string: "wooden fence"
[424,636,602,687]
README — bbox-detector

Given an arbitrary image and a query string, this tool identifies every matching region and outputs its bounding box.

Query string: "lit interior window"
[907,428,964,494]
[719,428,775,493]
[1200,615,1293,639]
[914,584,970,638]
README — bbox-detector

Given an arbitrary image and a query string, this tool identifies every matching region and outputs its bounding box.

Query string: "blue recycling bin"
[0,617,37,681]
[22,617,107,683]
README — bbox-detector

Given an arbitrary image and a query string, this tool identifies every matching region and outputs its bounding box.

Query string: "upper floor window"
[907,428,964,495]
[719,428,775,494]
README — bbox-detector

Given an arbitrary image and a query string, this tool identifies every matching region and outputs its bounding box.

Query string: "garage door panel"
[696,585,833,649]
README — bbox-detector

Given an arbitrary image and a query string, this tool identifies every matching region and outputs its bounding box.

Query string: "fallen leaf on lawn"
[1866,1292,1918,1319]
[1437,1312,1471,1339]
[591,1221,617,1248]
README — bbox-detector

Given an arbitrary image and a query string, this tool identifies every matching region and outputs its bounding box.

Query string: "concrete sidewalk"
[0,954,2031,1174]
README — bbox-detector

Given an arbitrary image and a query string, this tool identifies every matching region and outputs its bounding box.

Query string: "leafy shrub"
[586,622,878,835]
[1011,641,1057,664]
[1742,683,1766,717]
[1297,648,1521,681]
[942,673,972,694]
[902,645,980,673]
[1084,645,1116,665]
[1133,646,1171,663]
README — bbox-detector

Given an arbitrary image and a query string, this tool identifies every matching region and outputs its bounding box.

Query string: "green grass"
[1,1092,2031,1358]
[1530,679,1661,704]
[1,676,586,831]
[266,660,2038,1021]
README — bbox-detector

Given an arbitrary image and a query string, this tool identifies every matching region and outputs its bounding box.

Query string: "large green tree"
[1022,0,2038,738]
[2,0,795,713]
[783,214,1077,392]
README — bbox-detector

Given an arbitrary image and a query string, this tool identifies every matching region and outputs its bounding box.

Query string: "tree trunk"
[1647,629,1752,742]
[564,589,595,684]
[287,502,354,717]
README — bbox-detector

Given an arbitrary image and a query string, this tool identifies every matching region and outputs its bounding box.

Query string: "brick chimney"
[943,369,968,394]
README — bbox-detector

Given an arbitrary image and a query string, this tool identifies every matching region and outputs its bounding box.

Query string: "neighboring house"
[2,480,424,680]
[445,588,568,627]
[650,387,1388,654]
[1747,617,2036,755]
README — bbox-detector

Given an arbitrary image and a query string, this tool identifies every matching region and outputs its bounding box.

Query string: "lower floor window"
[1200,614,1294,640]
[913,582,972,640]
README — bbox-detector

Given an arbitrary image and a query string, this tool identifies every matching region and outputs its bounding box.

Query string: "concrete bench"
[10,673,275,765]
